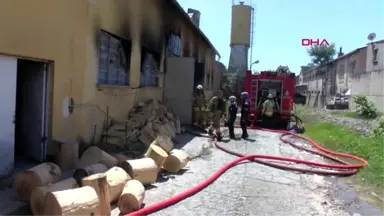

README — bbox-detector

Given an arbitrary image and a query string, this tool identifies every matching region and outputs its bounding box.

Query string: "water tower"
[228,0,254,77]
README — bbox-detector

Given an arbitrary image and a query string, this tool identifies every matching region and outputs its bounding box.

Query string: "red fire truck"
[243,68,296,129]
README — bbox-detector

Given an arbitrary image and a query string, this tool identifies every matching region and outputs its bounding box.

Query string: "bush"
[373,117,384,138]
[353,95,377,118]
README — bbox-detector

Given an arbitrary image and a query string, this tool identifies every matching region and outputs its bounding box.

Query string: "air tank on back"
[228,1,253,78]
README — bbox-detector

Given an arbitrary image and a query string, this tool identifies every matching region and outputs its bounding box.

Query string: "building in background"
[296,46,368,108]
[350,40,384,112]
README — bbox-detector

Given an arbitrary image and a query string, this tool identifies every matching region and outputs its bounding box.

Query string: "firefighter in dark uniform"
[226,95,238,139]
[240,92,250,139]
[207,90,226,141]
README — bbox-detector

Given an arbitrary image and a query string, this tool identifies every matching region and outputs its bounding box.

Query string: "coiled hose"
[126,124,368,216]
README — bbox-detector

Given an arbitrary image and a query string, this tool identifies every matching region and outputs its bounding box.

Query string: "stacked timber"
[11,100,192,216]
[102,99,183,152]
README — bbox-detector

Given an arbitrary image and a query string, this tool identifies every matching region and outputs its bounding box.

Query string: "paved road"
[112,129,383,216]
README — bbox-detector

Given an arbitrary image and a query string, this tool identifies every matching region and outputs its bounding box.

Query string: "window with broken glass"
[140,46,161,87]
[166,33,181,57]
[97,30,131,85]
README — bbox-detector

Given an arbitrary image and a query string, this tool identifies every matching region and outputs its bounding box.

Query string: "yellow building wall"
[0,0,219,155]
[0,0,165,154]
[80,0,165,143]
[0,0,89,154]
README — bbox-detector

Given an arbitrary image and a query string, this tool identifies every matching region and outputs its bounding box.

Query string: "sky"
[177,0,384,74]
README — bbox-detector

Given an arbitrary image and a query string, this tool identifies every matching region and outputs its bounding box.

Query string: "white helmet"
[241,92,249,96]
[267,94,273,99]
[229,96,237,104]
[196,85,203,90]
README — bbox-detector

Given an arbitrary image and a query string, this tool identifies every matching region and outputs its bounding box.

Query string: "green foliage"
[222,72,238,98]
[304,122,383,186]
[307,43,336,65]
[353,96,377,118]
[373,117,384,138]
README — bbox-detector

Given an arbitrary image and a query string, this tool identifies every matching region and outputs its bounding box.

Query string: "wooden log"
[105,166,131,203]
[175,119,181,134]
[78,146,119,168]
[121,158,158,185]
[152,120,160,131]
[162,119,176,138]
[43,186,100,216]
[164,122,176,138]
[13,162,62,201]
[73,163,108,185]
[157,125,172,138]
[144,144,168,168]
[138,132,153,147]
[118,180,145,214]
[112,153,132,167]
[53,138,79,170]
[30,177,78,215]
[82,173,111,216]
[163,149,189,173]
[142,122,156,140]
[151,135,174,153]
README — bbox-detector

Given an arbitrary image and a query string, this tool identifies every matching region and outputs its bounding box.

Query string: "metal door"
[20,62,48,162]
[0,55,17,176]
[164,57,195,124]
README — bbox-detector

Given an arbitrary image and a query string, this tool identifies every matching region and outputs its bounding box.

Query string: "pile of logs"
[104,99,183,153]
[13,136,189,215]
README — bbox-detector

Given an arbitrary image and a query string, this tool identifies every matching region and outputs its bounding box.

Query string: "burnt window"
[166,32,181,57]
[97,30,131,85]
[140,46,161,87]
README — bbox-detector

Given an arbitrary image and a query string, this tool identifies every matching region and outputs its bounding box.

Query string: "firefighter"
[226,95,238,139]
[193,85,206,127]
[240,92,250,138]
[262,94,275,128]
[207,90,226,141]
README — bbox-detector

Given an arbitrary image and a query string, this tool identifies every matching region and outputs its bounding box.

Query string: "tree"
[307,43,336,66]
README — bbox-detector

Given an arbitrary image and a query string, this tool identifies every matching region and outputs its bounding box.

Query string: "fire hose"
[126,125,368,216]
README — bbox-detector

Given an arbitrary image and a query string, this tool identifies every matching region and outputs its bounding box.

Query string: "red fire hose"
[126,126,368,216]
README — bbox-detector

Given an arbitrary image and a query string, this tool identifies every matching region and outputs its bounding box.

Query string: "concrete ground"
[112,128,383,216]
[0,128,381,215]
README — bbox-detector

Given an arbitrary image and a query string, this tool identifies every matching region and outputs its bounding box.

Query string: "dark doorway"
[15,59,49,162]
[194,61,204,88]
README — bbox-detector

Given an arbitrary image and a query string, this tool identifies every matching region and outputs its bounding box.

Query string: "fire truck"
[242,66,296,129]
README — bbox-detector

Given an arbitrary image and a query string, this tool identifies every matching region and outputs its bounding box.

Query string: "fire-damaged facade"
[0,0,222,176]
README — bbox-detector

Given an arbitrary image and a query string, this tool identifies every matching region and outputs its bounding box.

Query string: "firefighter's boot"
[216,132,223,141]
[241,133,249,139]
[208,127,214,135]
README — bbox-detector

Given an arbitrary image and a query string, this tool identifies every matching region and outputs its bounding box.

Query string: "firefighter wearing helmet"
[193,84,206,127]
[226,95,238,139]
[262,93,275,127]
[240,92,250,139]
[262,94,275,117]
[207,90,226,141]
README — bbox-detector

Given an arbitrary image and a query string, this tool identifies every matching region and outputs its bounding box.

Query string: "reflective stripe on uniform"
[194,106,204,111]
